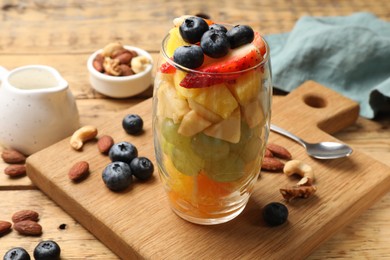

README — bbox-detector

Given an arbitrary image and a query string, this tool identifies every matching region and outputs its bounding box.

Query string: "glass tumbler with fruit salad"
[153,16,272,225]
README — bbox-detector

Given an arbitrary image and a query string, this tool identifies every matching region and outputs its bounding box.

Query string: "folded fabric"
[264,12,390,118]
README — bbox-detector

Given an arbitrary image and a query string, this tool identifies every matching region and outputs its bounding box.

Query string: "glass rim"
[160,30,270,75]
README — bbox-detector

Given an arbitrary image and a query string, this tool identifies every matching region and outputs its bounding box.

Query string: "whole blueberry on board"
[130,157,154,181]
[3,247,30,260]
[102,161,133,191]
[262,202,289,226]
[33,240,61,260]
[122,114,144,135]
[109,141,138,164]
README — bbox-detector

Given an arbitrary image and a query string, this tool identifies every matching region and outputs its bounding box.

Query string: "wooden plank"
[1,0,389,54]
[0,190,117,259]
[25,81,390,259]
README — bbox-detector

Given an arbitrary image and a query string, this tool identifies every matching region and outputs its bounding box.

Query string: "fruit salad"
[153,15,272,224]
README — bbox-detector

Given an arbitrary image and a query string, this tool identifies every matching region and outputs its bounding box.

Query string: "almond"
[261,157,285,172]
[93,55,104,73]
[0,220,12,235]
[264,148,273,158]
[12,210,39,223]
[97,135,114,154]
[1,149,26,164]
[115,51,134,65]
[4,164,26,177]
[13,220,42,236]
[68,161,90,181]
[266,143,292,160]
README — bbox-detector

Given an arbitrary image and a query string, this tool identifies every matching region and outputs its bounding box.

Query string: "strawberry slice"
[180,43,263,88]
[252,32,267,56]
[159,61,176,74]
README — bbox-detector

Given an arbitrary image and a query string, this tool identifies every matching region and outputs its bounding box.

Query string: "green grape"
[239,137,262,162]
[204,153,245,182]
[161,118,190,149]
[171,145,204,176]
[191,133,230,160]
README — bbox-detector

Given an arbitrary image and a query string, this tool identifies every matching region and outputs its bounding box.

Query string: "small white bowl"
[87,45,153,98]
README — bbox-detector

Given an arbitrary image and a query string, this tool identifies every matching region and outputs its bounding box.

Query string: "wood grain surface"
[25,81,390,259]
[1,0,390,259]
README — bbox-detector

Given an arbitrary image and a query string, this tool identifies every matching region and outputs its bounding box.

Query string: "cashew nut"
[103,57,121,76]
[70,125,98,150]
[283,160,314,186]
[102,42,125,58]
[131,56,150,74]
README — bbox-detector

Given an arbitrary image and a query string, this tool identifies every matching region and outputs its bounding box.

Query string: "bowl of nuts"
[87,42,153,98]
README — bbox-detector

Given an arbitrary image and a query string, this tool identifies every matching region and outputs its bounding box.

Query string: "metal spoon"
[270,124,353,159]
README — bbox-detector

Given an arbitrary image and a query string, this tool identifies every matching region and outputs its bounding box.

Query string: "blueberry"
[102,161,132,191]
[226,25,254,49]
[109,141,138,164]
[33,240,61,260]
[173,45,204,69]
[130,157,154,181]
[179,16,209,44]
[262,202,289,226]
[200,30,230,58]
[3,247,30,260]
[209,24,228,33]
[122,114,143,135]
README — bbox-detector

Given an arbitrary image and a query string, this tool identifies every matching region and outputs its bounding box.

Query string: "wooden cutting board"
[26,81,390,259]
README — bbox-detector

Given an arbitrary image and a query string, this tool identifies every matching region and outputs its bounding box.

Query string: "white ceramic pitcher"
[0,65,80,155]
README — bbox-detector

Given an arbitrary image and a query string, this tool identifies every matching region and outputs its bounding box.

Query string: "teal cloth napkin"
[264,12,390,118]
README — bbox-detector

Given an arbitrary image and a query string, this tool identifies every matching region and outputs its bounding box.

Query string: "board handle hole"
[303,94,327,108]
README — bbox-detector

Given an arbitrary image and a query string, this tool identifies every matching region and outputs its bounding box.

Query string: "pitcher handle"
[0,66,8,83]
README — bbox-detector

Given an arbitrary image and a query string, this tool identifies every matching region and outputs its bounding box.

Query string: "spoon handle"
[270,124,307,147]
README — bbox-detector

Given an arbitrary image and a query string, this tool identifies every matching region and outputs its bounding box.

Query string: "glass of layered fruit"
[153,16,272,225]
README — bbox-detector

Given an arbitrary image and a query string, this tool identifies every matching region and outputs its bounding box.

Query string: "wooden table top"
[1,1,389,258]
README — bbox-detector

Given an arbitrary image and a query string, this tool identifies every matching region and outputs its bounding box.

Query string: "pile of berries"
[102,114,154,191]
[173,16,255,69]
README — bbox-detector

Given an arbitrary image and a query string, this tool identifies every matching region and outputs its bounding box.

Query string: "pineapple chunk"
[188,99,223,123]
[241,99,264,128]
[166,27,188,58]
[173,70,203,99]
[228,71,262,105]
[157,81,190,123]
[178,110,212,137]
[204,108,241,143]
[191,83,238,119]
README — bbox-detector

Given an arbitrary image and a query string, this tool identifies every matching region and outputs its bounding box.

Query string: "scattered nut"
[12,210,39,223]
[131,56,151,74]
[70,125,98,150]
[93,53,104,72]
[103,57,121,76]
[261,157,284,172]
[68,161,90,181]
[102,42,125,58]
[1,149,26,164]
[266,143,292,160]
[283,160,314,186]
[264,148,273,158]
[280,185,317,202]
[4,164,26,177]
[97,135,114,154]
[119,64,134,76]
[0,220,12,235]
[13,220,42,236]
[115,51,134,65]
